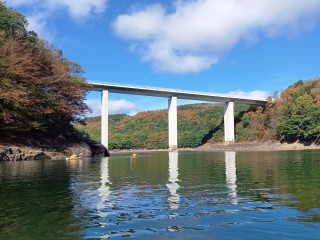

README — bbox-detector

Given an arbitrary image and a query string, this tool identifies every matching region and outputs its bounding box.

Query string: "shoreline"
[109,141,320,154]
[1,140,319,161]
[196,141,320,152]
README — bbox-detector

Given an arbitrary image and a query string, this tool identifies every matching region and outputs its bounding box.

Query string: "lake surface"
[1,150,320,239]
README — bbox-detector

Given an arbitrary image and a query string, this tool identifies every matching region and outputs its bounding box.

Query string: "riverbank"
[0,135,109,161]
[196,141,320,152]
[2,138,319,161]
[109,141,320,154]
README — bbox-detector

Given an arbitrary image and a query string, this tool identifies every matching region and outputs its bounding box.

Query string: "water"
[1,150,320,239]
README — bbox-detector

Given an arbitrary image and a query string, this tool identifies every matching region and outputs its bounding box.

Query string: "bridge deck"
[90,82,267,105]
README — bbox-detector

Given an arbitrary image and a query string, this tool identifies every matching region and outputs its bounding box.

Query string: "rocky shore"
[0,138,109,161]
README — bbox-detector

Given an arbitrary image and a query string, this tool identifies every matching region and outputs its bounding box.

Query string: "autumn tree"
[277,82,320,141]
[0,2,90,136]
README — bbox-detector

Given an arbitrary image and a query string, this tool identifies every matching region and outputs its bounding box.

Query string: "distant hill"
[75,103,253,149]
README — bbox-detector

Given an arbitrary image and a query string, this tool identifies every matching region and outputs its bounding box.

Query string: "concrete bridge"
[89,82,267,150]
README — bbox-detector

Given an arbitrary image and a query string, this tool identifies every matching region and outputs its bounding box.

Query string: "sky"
[8,0,320,117]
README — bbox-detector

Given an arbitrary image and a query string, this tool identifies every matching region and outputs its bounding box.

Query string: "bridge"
[89,82,268,150]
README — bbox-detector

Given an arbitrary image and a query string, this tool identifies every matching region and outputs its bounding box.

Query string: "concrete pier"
[101,90,108,148]
[224,102,235,142]
[168,96,178,151]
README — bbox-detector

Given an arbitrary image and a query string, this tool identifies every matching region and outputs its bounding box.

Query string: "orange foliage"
[0,35,89,134]
[135,110,166,120]
[115,116,132,130]
[179,109,203,123]
[311,82,320,105]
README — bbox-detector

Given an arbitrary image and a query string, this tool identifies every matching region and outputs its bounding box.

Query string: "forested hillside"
[0,2,89,137]
[77,79,320,150]
[75,104,254,149]
[237,79,320,142]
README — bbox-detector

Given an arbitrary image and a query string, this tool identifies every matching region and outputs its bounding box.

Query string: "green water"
[1,150,320,239]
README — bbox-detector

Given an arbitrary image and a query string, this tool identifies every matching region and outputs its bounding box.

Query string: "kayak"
[132,153,138,157]
[69,156,81,160]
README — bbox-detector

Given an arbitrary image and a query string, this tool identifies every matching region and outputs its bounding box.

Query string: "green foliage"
[237,79,320,143]
[76,104,251,149]
[277,80,320,141]
[0,2,27,38]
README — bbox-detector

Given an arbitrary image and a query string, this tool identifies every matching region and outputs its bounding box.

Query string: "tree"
[0,2,90,136]
[0,2,27,38]
[277,81,320,142]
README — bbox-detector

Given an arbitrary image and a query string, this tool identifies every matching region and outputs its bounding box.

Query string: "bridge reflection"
[97,157,113,218]
[167,151,180,210]
[225,151,238,204]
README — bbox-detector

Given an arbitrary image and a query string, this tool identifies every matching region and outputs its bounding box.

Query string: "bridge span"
[89,82,267,150]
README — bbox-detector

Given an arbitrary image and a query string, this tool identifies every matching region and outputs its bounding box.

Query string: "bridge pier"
[168,96,178,151]
[224,102,235,142]
[101,90,108,148]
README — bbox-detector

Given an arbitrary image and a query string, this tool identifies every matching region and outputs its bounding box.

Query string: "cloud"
[10,0,108,40]
[85,99,137,117]
[227,90,269,100]
[46,0,107,18]
[113,0,320,73]
[10,0,37,5]
[11,0,107,18]
[109,99,137,115]
[26,13,55,41]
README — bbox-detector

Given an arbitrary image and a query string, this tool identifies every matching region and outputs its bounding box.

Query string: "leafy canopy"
[0,2,90,136]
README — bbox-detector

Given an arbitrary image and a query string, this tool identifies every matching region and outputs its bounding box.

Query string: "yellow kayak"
[132,152,138,157]
[69,156,81,160]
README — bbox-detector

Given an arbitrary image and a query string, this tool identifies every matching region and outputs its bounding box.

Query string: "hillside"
[76,79,320,150]
[237,79,320,143]
[75,104,254,149]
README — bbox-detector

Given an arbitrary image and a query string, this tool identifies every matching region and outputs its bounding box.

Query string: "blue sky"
[9,0,320,116]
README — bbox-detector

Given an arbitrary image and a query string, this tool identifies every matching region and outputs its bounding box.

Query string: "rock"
[0,146,54,161]
[62,141,92,157]
[33,151,51,160]
[0,147,23,161]
[87,141,109,157]
[0,138,109,161]
[0,148,9,161]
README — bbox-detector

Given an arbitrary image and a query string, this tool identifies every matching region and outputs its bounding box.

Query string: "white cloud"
[9,0,108,40]
[109,99,137,115]
[227,90,269,100]
[85,99,137,117]
[46,0,107,18]
[26,13,55,41]
[10,0,37,5]
[113,0,320,73]
[11,0,107,18]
